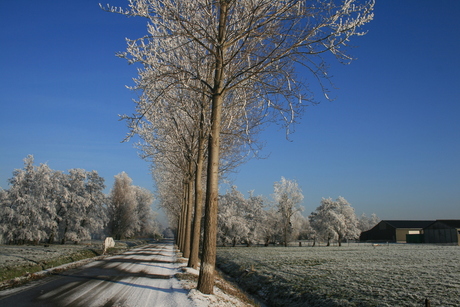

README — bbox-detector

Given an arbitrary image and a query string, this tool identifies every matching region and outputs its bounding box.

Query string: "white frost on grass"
[0,244,95,269]
[217,243,460,307]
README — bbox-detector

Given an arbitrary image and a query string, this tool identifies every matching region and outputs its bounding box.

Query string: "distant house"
[360,220,435,243]
[423,220,460,245]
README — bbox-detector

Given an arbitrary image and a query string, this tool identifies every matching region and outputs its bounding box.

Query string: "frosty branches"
[309,196,360,246]
[103,0,374,293]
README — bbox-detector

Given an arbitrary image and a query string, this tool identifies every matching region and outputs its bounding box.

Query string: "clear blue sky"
[1,1,459,220]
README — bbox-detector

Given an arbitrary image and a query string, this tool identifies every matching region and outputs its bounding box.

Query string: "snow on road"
[0,240,196,306]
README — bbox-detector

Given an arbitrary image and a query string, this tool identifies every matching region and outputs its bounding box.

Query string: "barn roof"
[383,220,435,229]
[432,220,460,228]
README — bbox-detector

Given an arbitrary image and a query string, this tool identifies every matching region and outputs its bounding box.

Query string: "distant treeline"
[0,155,160,245]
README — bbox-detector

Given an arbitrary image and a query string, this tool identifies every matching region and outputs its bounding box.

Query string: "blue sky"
[1,1,459,221]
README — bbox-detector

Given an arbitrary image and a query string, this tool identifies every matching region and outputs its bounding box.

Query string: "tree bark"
[183,170,194,258]
[177,183,187,253]
[188,132,205,269]
[197,93,223,294]
[197,1,227,295]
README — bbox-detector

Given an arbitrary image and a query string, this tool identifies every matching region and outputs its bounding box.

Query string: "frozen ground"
[217,243,460,306]
[0,243,98,270]
[0,241,253,306]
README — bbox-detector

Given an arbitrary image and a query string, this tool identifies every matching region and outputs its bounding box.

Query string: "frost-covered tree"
[0,188,10,244]
[47,169,107,244]
[260,207,282,246]
[1,155,56,244]
[0,156,121,244]
[357,212,379,232]
[273,177,304,247]
[108,172,139,240]
[309,208,332,246]
[108,172,158,240]
[244,191,265,246]
[153,165,183,232]
[291,211,309,243]
[218,186,249,246]
[309,197,360,246]
[217,186,265,247]
[103,0,374,293]
[133,186,157,237]
[58,169,107,244]
[84,170,109,239]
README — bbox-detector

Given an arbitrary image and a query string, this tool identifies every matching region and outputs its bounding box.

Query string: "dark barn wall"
[360,221,396,242]
[424,221,459,244]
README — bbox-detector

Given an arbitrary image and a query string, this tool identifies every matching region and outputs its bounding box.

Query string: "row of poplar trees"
[102,0,374,294]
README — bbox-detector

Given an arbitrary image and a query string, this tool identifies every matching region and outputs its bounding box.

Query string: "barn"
[423,220,460,245]
[360,220,435,243]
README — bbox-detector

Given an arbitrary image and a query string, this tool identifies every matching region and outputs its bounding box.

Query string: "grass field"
[216,243,460,306]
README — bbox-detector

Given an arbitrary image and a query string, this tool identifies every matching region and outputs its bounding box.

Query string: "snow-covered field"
[216,243,460,306]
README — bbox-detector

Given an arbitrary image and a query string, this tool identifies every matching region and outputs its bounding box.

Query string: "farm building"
[423,220,460,245]
[360,220,435,243]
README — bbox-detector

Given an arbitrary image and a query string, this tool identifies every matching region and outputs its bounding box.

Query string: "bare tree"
[103,0,374,293]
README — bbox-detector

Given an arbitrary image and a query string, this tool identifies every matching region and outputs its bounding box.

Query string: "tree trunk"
[197,1,227,294]
[183,172,194,258]
[284,222,288,247]
[177,183,186,253]
[61,221,68,245]
[48,231,55,244]
[197,93,223,294]
[188,134,205,269]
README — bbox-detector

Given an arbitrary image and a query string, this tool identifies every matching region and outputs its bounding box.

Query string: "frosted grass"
[217,244,460,306]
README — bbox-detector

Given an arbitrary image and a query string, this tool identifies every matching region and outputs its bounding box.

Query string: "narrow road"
[0,240,195,307]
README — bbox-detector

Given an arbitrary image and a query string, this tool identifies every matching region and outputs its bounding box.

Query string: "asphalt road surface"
[0,240,194,307]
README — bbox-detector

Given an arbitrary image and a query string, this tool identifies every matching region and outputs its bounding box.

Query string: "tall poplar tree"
[103,0,374,293]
